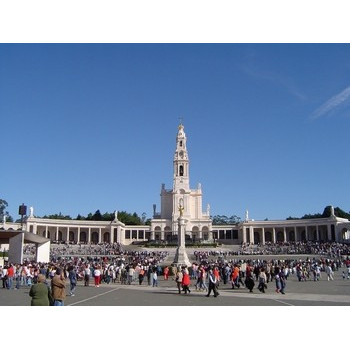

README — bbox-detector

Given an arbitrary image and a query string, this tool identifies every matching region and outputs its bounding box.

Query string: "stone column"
[199,225,203,240]
[208,229,213,242]
[283,227,287,242]
[88,228,91,243]
[305,226,308,241]
[173,216,191,267]
[117,226,122,244]
[261,227,265,245]
[45,226,48,239]
[110,226,114,244]
[241,225,246,243]
[99,228,102,243]
[272,228,276,243]
[249,226,254,244]
[327,224,332,241]
[77,227,81,243]
[55,227,59,241]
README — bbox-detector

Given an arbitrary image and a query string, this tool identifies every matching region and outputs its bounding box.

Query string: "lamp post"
[18,203,27,230]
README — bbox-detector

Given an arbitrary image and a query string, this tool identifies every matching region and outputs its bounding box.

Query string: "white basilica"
[3,123,350,245]
[150,123,212,242]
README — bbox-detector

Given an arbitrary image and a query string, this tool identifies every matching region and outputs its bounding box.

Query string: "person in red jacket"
[7,264,15,290]
[231,264,240,289]
[213,266,220,285]
[181,268,191,294]
[163,266,169,280]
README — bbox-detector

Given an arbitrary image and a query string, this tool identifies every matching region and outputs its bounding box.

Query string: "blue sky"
[1,44,350,221]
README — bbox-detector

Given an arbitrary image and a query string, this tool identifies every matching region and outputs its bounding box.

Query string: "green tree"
[286,206,350,220]
[0,199,14,222]
[42,212,72,220]
[212,214,241,225]
[91,210,102,221]
[117,211,142,225]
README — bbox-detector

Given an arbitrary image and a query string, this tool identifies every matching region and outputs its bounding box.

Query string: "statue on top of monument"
[178,198,184,217]
[114,210,118,222]
[29,206,34,217]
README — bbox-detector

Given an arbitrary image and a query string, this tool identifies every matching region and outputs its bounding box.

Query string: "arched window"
[155,226,161,241]
[276,231,284,242]
[104,232,110,243]
[265,232,272,242]
[202,227,209,241]
[92,232,99,244]
[288,231,295,241]
[254,231,260,244]
[179,165,184,176]
[80,232,87,243]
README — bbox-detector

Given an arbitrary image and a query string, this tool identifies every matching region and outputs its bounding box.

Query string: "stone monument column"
[173,198,191,267]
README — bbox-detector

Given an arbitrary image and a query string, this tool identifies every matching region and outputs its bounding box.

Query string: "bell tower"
[151,121,213,243]
[173,122,190,192]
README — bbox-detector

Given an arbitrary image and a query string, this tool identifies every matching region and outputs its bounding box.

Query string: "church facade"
[3,123,350,245]
[150,123,213,243]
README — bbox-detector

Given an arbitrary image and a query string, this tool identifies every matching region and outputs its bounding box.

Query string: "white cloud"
[310,86,350,120]
[240,63,307,101]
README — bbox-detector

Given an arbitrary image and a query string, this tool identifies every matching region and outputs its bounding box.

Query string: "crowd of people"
[187,255,350,296]
[1,240,350,305]
[1,244,171,305]
[23,242,125,260]
[194,241,350,259]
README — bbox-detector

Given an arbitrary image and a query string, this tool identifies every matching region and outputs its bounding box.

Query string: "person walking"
[29,274,51,306]
[51,268,67,306]
[163,266,169,280]
[152,269,158,287]
[257,267,267,293]
[206,269,219,297]
[6,264,14,290]
[175,268,183,294]
[181,268,191,294]
[245,263,255,293]
[138,268,145,285]
[68,265,77,296]
[278,268,286,294]
[325,264,334,281]
[1,264,8,289]
[128,265,135,285]
[275,266,282,293]
[231,264,240,289]
[84,264,91,286]
[94,266,101,287]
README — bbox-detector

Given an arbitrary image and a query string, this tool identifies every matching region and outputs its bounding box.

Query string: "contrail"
[311,86,350,120]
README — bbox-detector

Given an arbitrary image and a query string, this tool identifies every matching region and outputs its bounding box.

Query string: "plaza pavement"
[1,259,349,306]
